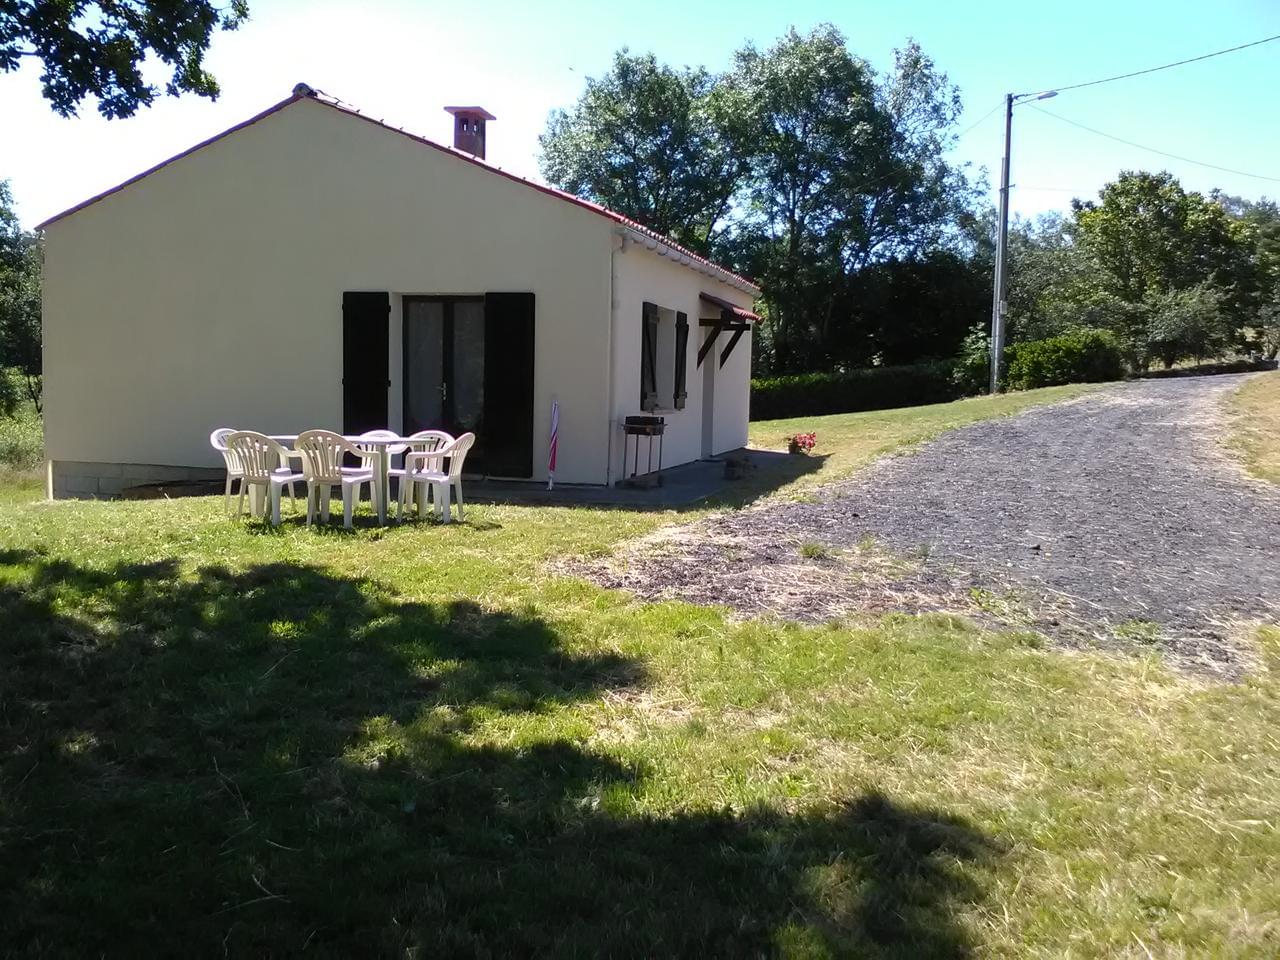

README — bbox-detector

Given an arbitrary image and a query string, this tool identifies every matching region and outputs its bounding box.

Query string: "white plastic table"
[268,434,409,525]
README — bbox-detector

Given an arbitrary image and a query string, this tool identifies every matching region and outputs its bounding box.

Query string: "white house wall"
[42,97,615,494]
[610,240,753,482]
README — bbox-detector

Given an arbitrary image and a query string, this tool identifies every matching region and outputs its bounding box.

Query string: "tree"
[727,27,973,372]
[827,251,988,367]
[539,28,975,376]
[1002,213,1094,343]
[1215,193,1280,356]
[539,50,744,254]
[1073,172,1258,323]
[1,0,249,118]
[1063,172,1260,368]
[1259,301,1280,359]
[1212,192,1280,286]
[0,180,41,414]
[1143,284,1231,367]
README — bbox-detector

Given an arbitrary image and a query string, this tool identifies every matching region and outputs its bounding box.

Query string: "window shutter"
[641,302,659,411]
[483,292,535,478]
[673,311,689,409]
[342,291,390,436]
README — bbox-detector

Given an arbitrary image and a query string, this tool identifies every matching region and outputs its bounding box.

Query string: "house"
[39,84,760,499]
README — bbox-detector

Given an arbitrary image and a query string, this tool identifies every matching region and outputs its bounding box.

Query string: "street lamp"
[989,89,1058,393]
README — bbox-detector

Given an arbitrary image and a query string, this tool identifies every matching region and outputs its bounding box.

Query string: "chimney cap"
[292,82,315,97]
[444,105,496,121]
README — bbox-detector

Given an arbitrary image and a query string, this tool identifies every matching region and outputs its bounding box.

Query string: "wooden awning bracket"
[696,308,729,367]
[719,326,746,368]
[697,307,751,368]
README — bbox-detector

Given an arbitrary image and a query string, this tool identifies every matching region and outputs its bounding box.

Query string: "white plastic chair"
[210,428,244,515]
[224,431,305,527]
[400,432,475,524]
[389,430,453,520]
[294,429,380,530]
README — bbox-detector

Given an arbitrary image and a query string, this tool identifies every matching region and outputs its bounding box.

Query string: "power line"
[1028,105,1280,183]
[954,101,1003,140]
[1026,33,1280,95]
[1015,185,1091,193]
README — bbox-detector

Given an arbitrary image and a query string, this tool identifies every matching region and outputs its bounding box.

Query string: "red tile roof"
[699,291,761,322]
[38,87,760,295]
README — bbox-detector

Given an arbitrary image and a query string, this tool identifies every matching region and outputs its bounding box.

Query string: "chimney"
[444,106,496,160]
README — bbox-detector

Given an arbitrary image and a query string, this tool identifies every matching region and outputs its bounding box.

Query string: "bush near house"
[1003,328,1125,391]
[0,369,42,471]
[750,362,959,420]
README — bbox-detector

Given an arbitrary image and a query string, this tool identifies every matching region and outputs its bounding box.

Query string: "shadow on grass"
[0,549,997,956]
[463,448,830,518]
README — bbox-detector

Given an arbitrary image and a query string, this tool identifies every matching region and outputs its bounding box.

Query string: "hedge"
[1003,329,1125,391]
[1140,357,1278,379]
[750,362,960,421]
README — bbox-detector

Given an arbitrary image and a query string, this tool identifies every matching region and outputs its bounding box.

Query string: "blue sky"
[3,0,1278,228]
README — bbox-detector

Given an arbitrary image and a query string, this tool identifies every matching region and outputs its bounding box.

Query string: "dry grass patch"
[1227,370,1280,484]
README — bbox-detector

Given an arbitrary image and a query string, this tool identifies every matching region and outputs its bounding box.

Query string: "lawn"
[1228,370,1280,485]
[2,384,1278,957]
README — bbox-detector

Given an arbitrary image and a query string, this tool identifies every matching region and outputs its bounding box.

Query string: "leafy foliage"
[828,250,989,368]
[0,369,42,468]
[1143,284,1232,368]
[1259,301,1280,360]
[539,27,976,375]
[951,324,992,396]
[1003,329,1125,391]
[1073,173,1256,309]
[0,181,41,415]
[0,0,248,118]
[993,176,1275,375]
[539,50,741,254]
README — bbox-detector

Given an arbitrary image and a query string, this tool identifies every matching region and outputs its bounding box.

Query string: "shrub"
[750,362,959,421]
[1003,328,1125,390]
[951,324,992,397]
[0,369,43,469]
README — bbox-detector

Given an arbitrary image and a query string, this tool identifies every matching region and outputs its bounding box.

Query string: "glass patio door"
[403,296,486,442]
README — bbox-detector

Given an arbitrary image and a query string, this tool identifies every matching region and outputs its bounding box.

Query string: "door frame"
[401,294,484,437]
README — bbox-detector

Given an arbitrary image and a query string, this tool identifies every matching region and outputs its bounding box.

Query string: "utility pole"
[989,93,1013,394]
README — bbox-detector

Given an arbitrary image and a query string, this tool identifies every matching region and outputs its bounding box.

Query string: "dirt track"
[579,375,1280,678]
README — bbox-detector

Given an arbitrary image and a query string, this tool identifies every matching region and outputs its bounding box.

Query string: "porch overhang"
[697,292,758,368]
[698,291,761,323]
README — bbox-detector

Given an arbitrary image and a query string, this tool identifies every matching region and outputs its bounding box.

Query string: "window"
[640,303,691,411]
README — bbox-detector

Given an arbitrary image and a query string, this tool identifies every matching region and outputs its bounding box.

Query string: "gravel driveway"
[581,375,1280,677]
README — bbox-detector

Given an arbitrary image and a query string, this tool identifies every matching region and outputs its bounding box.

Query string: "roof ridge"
[37,86,760,295]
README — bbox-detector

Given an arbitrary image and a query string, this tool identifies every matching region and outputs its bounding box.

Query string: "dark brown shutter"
[673,311,689,409]
[640,301,659,411]
[342,291,390,435]
[483,292,535,477]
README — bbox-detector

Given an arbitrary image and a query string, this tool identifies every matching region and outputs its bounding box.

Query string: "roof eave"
[616,225,761,297]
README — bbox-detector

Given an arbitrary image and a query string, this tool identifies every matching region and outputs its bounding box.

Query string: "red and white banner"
[548,400,559,490]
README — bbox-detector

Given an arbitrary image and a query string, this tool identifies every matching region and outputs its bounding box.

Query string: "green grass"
[1228,371,1280,485]
[2,384,1279,957]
